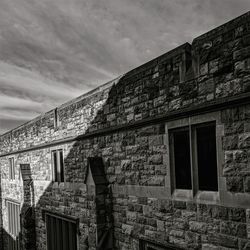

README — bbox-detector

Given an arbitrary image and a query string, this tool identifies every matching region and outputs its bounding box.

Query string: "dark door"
[45,213,77,250]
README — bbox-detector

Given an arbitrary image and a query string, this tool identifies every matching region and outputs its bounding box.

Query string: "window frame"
[51,149,65,183]
[166,112,223,204]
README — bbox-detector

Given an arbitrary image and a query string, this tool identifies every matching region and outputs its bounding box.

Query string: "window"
[51,149,64,182]
[170,127,192,189]
[45,212,78,250]
[140,239,182,250]
[6,200,20,250]
[196,124,218,191]
[9,157,15,180]
[54,108,59,128]
[18,167,22,181]
[169,122,218,192]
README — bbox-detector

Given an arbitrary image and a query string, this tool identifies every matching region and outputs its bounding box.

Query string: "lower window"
[45,212,78,250]
[6,200,20,250]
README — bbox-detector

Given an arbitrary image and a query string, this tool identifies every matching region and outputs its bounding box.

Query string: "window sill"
[195,190,220,205]
[172,189,193,202]
[52,181,65,188]
[171,189,220,205]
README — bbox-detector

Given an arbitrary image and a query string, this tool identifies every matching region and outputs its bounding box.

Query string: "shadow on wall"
[2,163,36,250]
[0,48,190,250]
[1,152,114,250]
[0,160,2,247]
[1,81,123,250]
[0,43,192,249]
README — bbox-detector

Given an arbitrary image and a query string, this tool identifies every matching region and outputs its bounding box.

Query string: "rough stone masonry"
[1,11,250,250]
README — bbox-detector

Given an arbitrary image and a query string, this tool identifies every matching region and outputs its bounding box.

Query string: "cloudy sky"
[0,0,249,134]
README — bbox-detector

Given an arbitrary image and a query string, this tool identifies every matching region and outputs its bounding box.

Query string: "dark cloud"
[0,0,249,134]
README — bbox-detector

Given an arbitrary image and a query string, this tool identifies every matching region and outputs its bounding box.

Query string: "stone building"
[0,11,250,250]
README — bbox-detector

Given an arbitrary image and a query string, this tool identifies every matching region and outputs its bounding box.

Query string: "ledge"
[0,91,250,158]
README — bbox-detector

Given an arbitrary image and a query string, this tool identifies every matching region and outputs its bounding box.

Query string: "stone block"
[234,150,248,163]
[208,234,238,248]
[233,46,250,61]
[235,59,250,74]
[222,135,238,150]
[209,59,219,74]
[148,154,163,165]
[189,221,207,234]
[169,229,185,238]
[185,231,201,249]
[148,135,164,146]
[202,244,220,250]
[226,177,244,193]
[200,63,209,75]
[173,200,187,209]
[157,220,165,232]
[122,224,133,235]
[220,221,247,238]
[244,177,250,192]
[228,207,246,223]
[126,211,137,222]
[146,176,165,186]
[169,98,181,110]
[239,239,250,250]
[198,79,214,95]
[238,133,250,148]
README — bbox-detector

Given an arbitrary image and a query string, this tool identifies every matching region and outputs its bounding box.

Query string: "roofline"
[0,43,190,137]
[193,11,250,43]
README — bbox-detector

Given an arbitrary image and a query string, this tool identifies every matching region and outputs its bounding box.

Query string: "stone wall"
[0,11,250,250]
[0,160,2,249]
[1,12,250,155]
[0,145,97,250]
[222,106,250,194]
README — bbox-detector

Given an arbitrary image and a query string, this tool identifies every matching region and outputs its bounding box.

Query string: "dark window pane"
[173,130,192,189]
[52,151,57,182]
[59,151,64,182]
[54,108,58,128]
[53,217,57,249]
[62,220,69,250]
[69,222,77,250]
[196,124,218,191]
[9,158,12,179]
[52,150,64,182]
[46,216,52,250]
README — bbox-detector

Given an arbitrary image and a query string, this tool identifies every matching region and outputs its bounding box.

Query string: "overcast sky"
[0,0,249,134]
